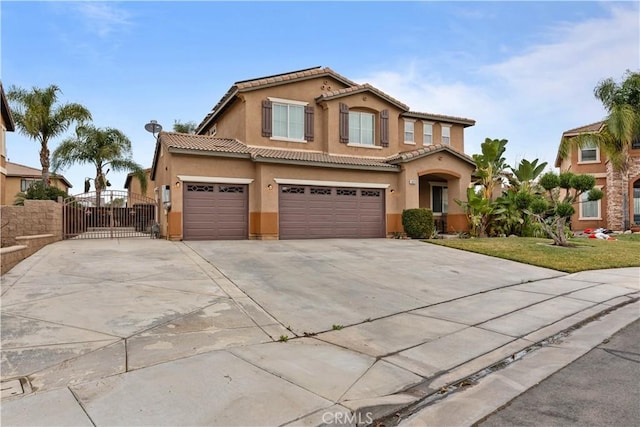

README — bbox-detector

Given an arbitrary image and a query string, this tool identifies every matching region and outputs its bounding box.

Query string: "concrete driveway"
[1,238,638,426]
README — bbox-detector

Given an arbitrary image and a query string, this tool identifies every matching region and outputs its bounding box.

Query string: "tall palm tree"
[7,85,91,187]
[559,70,640,229]
[52,125,147,205]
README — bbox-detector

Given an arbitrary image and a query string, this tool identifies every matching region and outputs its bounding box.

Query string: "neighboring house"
[1,82,16,205]
[555,121,640,231]
[124,168,154,199]
[5,161,72,203]
[151,66,476,240]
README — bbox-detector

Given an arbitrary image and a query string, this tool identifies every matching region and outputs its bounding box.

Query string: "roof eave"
[402,112,476,127]
[316,87,409,111]
[167,147,252,160]
[389,146,476,167]
[252,156,400,172]
[1,83,15,132]
[195,87,239,134]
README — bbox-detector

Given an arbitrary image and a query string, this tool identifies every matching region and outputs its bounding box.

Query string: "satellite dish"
[144,120,163,136]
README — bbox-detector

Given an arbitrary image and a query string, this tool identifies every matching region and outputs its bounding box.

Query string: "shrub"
[402,208,434,239]
[14,181,68,205]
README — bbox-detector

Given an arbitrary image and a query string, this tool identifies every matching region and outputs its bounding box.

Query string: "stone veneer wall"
[606,156,640,230]
[1,200,62,247]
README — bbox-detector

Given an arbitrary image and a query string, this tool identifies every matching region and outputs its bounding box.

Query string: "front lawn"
[426,234,640,273]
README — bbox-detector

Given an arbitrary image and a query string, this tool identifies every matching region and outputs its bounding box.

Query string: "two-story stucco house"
[1,82,16,205]
[555,121,640,231]
[151,67,476,240]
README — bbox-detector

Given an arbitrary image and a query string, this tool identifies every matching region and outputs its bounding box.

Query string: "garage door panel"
[279,185,385,239]
[183,183,248,240]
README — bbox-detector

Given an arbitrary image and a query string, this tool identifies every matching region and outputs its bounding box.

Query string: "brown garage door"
[279,185,385,239]
[183,183,248,240]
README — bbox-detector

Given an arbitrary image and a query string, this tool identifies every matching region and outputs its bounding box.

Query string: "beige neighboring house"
[124,168,154,199]
[1,82,16,205]
[555,121,640,231]
[5,161,72,204]
[151,66,477,240]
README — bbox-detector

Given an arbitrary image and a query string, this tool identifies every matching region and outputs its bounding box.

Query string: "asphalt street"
[477,319,640,427]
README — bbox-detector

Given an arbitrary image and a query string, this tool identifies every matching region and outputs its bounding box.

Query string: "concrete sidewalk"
[1,239,638,426]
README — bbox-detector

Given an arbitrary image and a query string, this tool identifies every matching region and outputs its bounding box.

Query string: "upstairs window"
[404,120,415,144]
[423,122,433,145]
[262,98,313,142]
[441,125,451,145]
[273,102,304,140]
[579,141,598,162]
[349,111,374,145]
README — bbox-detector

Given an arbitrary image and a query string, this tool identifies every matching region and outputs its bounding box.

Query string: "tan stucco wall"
[4,176,70,205]
[127,170,154,199]
[561,146,607,175]
[210,98,247,142]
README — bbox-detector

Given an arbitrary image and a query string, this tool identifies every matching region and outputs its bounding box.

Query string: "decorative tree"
[173,120,197,134]
[528,172,603,247]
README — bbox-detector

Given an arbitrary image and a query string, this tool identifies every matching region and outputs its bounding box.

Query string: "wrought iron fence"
[63,190,158,239]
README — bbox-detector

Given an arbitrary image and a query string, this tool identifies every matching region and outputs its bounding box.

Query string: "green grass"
[426,234,640,273]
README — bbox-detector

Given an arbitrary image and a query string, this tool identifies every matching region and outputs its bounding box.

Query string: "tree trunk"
[555,217,568,246]
[40,143,50,189]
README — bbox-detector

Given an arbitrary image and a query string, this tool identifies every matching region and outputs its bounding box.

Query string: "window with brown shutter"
[380,109,389,147]
[339,103,349,143]
[304,106,314,141]
[262,99,272,137]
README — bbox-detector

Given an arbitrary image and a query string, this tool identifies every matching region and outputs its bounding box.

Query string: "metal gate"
[63,190,158,239]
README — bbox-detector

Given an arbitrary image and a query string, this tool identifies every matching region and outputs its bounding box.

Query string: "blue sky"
[2,1,639,192]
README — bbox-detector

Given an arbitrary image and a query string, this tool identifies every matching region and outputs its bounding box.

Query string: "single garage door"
[183,183,248,240]
[279,185,385,239]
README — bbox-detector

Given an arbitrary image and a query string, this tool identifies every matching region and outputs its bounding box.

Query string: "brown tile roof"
[315,84,409,111]
[403,111,476,127]
[6,161,73,187]
[160,132,251,155]
[387,144,476,166]
[249,146,397,170]
[235,66,357,90]
[159,133,475,171]
[562,121,604,136]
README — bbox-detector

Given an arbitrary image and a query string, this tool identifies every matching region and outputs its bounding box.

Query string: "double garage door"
[182,182,385,240]
[279,185,385,239]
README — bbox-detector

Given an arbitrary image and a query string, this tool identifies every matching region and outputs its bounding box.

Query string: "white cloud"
[72,2,132,38]
[354,4,639,169]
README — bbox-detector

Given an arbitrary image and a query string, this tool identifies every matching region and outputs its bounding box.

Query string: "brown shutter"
[380,110,389,147]
[262,100,272,137]
[304,106,314,141]
[339,103,349,143]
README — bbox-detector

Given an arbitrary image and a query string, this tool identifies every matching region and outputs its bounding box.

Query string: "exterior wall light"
[267,184,273,190]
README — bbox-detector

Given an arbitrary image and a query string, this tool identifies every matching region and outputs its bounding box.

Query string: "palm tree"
[173,120,197,134]
[7,85,91,187]
[52,125,147,205]
[559,70,640,230]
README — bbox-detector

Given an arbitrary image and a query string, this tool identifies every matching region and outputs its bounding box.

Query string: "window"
[431,184,448,214]
[349,112,374,145]
[21,179,39,192]
[273,102,304,141]
[423,122,433,145]
[580,190,600,219]
[632,137,640,150]
[404,120,415,144]
[441,125,451,145]
[579,141,598,162]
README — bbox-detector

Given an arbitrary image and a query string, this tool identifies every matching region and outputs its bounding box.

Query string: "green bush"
[402,208,434,239]
[14,181,68,205]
